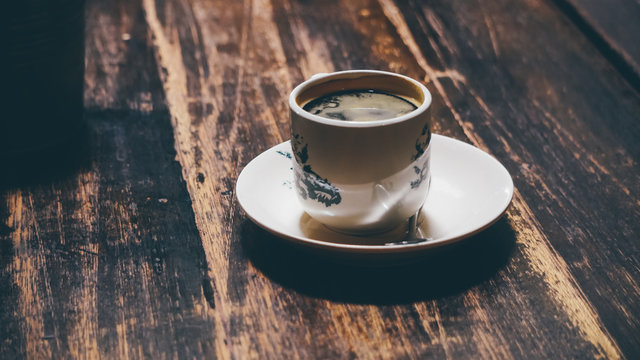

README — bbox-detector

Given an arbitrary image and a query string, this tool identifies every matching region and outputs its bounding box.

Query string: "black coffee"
[302,89,418,122]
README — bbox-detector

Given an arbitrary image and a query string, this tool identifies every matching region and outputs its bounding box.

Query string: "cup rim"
[289,69,432,128]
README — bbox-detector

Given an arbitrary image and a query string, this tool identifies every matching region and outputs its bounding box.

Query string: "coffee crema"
[302,89,418,122]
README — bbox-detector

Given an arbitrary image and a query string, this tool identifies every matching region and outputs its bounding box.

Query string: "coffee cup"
[289,70,432,234]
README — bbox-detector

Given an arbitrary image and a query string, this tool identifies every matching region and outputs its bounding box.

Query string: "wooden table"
[2,0,639,358]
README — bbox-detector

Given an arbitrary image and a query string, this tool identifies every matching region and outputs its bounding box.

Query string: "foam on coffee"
[302,89,418,122]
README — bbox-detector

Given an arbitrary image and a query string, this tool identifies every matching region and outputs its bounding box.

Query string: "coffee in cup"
[302,89,418,122]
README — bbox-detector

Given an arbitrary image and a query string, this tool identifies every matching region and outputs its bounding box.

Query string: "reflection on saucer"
[298,212,427,246]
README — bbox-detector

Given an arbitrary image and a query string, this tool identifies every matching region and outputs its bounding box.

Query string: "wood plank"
[1,0,217,358]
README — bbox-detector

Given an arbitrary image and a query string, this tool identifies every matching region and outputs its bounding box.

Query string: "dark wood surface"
[1,0,639,358]
[558,0,640,90]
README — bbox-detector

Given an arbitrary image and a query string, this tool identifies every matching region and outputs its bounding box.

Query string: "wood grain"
[1,0,638,358]
[553,0,640,91]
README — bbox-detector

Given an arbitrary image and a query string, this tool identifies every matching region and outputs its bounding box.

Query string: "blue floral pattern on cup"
[292,134,342,207]
[410,123,431,189]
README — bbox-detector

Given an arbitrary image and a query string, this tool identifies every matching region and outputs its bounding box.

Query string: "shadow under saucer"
[241,216,516,305]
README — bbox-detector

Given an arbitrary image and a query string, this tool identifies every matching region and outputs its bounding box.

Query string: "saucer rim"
[236,134,514,254]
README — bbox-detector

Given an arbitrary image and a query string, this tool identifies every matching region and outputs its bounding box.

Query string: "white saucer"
[236,134,513,255]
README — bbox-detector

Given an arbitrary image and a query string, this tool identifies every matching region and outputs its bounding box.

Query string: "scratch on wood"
[67,173,100,359]
[463,291,511,359]
[230,0,252,140]
[327,304,397,357]
[8,191,53,358]
[281,0,334,78]
[249,0,287,142]
[482,9,501,57]
[413,302,454,358]
[116,319,130,359]
[423,8,453,53]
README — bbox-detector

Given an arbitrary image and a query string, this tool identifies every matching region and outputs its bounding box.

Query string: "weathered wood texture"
[554,0,640,90]
[1,0,638,358]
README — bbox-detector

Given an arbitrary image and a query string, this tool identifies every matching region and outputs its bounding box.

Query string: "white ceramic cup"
[289,70,433,234]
